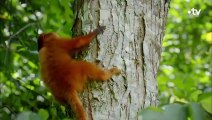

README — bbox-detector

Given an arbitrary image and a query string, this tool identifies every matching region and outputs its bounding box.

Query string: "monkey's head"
[37,32,58,51]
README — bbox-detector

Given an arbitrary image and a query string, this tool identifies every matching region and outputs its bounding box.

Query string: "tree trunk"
[73,0,170,120]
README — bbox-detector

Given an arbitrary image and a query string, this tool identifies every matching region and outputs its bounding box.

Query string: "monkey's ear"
[37,33,45,51]
[37,32,59,51]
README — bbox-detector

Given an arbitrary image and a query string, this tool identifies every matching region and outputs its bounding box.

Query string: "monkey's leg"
[80,61,121,81]
[67,90,87,120]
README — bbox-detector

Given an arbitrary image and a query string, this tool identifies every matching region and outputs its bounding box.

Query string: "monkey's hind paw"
[110,67,121,75]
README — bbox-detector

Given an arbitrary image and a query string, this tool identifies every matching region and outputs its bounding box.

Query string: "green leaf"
[140,107,164,120]
[38,109,49,120]
[16,111,42,120]
[198,93,212,114]
[188,103,207,120]
[162,104,188,120]
[140,103,210,120]
[140,104,188,120]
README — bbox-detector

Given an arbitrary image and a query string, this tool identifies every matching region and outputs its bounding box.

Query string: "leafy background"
[0,0,211,120]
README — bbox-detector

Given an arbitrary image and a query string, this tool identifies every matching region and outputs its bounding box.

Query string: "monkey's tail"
[67,91,87,120]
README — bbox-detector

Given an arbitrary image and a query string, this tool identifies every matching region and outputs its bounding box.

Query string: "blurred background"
[0,0,211,120]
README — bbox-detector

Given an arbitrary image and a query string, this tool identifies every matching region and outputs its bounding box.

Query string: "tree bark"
[73,0,170,120]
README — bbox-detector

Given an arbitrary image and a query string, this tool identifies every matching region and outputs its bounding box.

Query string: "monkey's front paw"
[94,26,106,34]
[110,67,121,75]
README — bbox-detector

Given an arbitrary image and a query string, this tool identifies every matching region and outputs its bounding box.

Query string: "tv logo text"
[188,8,201,16]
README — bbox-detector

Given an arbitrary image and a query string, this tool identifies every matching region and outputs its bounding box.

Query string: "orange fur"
[38,26,121,120]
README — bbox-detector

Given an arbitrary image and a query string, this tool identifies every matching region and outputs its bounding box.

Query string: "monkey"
[37,26,121,120]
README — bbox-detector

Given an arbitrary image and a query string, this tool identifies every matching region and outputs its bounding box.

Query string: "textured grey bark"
[73,0,170,120]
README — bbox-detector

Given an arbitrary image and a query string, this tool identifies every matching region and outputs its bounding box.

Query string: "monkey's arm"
[61,26,106,52]
[78,61,121,81]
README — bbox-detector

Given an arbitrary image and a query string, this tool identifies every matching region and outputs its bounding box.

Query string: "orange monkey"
[38,26,121,120]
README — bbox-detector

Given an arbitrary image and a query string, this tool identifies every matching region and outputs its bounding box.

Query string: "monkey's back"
[39,46,78,103]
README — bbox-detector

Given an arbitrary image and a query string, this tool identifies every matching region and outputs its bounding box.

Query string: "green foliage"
[158,0,212,110]
[140,103,210,120]
[0,0,74,120]
[139,0,211,119]
[30,0,74,36]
